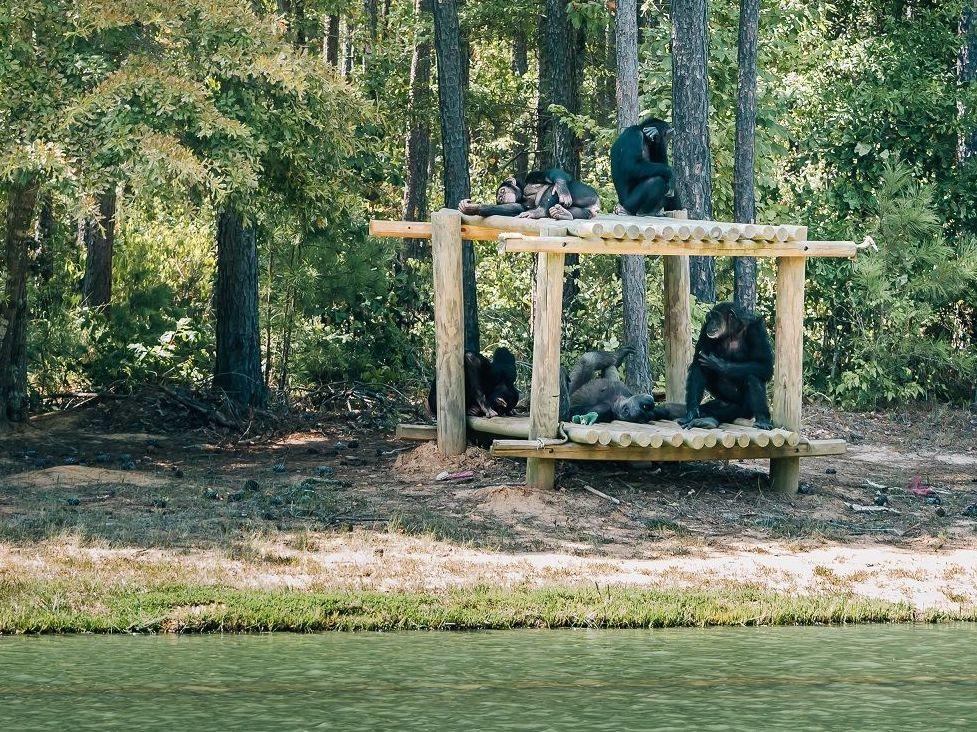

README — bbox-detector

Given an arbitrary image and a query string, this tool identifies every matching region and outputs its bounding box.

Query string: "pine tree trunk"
[433,0,479,353]
[535,11,554,170]
[0,178,37,425]
[959,2,977,165]
[615,0,652,392]
[403,0,434,258]
[733,0,759,312]
[325,15,340,64]
[214,208,265,408]
[81,190,116,308]
[671,0,715,303]
[512,28,531,179]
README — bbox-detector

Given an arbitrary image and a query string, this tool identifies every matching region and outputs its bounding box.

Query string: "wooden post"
[431,208,466,456]
[663,210,692,404]
[526,251,565,489]
[770,256,805,493]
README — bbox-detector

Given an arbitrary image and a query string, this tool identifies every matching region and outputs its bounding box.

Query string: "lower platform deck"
[396,416,847,463]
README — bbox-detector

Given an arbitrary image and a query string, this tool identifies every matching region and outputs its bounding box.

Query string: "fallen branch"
[158,386,240,430]
[581,484,621,505]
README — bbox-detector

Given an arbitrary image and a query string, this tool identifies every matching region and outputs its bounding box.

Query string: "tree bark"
[615,0,652,393]
[0,178,38,425]
[403,0,434,258]
[325,14,340,65]
[535,11,554,170]
[81,189,117,308]
[214,207,265,408]
[733,0,759,312]
[959,2,977,165]
[512,28,531,179]
[671,0,715,303]
[433,0,478,353]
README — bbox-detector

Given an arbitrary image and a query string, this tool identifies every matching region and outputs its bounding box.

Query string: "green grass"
[2,579,974,634]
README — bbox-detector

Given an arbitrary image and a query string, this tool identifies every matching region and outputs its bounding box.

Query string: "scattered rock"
[925,495,942,506]
[150,497,167,509]
[65,497,81,506]
[343,455,365,466]
[203,488,219,500]
[825,467,837,475]
[962,503,977,518]
[243,479,260,494]
[272,461,287,474]
[797,483,815,495]
[848,431,865,443]
[874,494,889,506]
[315,465,335,478]
[935,506,947,518]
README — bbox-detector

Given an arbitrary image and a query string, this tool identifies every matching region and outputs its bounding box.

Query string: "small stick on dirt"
[159,386,240,430]
[581,484,620,505]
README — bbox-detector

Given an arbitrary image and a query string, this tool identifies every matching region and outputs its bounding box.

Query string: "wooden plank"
[431,209,467,456]
[467,415,530,437]
[396,423,437,441]
[490,438,847,462]
[525,251,565,489]
[770,256,806,492]
[497,234,855,258]
[663,226,692,405]
[370,219,500,241]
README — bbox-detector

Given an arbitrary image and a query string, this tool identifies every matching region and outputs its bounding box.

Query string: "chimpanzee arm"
[460,201,527,217]
[568,351,618,395]
[699,320,774,381]
[631,161,673,181]
[464,352,494,416]
[682,324,710,419]
[544,168,574,206]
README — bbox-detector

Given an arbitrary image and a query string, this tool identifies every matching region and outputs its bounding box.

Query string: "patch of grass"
[2,579,974,634]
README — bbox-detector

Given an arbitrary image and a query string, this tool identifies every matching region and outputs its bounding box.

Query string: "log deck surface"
[373,210,855,493]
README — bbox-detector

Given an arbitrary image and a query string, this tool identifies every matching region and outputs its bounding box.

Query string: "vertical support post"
[663,210,693,404]
[526,251,565,489]
[431,208,466,456]
[770,256,805,493]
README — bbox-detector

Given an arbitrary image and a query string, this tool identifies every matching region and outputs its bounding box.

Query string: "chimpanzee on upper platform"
[560,345,660,425]
[428,347,519,419]
[680,302,774,430]
[610,117,681,216]
[458,169,600,221]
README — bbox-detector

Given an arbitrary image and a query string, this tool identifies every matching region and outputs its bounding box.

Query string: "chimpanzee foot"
[613,203,628,216]
[457,199,480,215]
[572,412,600,426]
[517,207,546,219]
[548,204,573,220]
[688,417,720,429]
[754,418,773,430]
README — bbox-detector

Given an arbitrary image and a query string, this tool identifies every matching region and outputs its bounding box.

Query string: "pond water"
[2,625,976,730]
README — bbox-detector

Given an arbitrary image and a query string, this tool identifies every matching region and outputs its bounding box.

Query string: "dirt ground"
[1,398,976,611]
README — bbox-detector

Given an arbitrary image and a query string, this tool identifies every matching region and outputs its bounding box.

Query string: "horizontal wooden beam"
[370,220,501,241]
[489,438,847,462]
[396,423,437,441]
[498,234,856,258]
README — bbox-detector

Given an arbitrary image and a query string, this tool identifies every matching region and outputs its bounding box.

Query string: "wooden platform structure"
[371,210,855,493]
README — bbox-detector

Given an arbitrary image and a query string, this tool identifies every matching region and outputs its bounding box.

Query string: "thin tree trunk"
[671,0,715,303]
[403,0,434,258]
[81,189,117,308]
[535,11,554,170]
[615,0,652,393]
[0,178,38,425]
[342,19,354,76]
[733,0,759,312]
[512,27,531,179]
[325,14,340,64]
[433,0,478,353]
[214,208,265,408]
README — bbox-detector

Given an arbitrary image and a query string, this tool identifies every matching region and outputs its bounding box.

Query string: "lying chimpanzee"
[458,169,600,220]
[680,302,774,429]
[428,347,519,419]
[560,345,660,425]
[610,117,681,215]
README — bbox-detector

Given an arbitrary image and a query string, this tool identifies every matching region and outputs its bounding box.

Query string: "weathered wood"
[663,211,693,405]
[770,256,806,492]
[467,415,531,437]
[396,423,438,441]
[526,252,565,489]
[491,438,847,461]
[432,208,467,456]
[496,234,854,258]
[370,219,501,241]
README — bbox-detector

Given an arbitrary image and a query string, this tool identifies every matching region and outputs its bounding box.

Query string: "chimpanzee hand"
[517,207,546,219]
[548,204,573,220]
[677,408,699,428]
[754,417,773,430]
[555,180,572,207]
[698,353,727,373]
[458,199,480,215]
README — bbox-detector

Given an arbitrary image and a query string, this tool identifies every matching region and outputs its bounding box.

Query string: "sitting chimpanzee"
[680,302,774,430]
[428,347,519,419]
[610,117,681,216]
[458,169,600,220]
[560,345,659,425]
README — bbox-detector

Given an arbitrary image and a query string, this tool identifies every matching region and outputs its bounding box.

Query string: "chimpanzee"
[428,347,519,419]
[561,345,659,425]
[458,169,600,220]
[610,117,681,216]
[680,302,774,429]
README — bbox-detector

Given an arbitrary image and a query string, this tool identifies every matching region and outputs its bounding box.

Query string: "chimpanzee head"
[639,117,672,161]
[488,383,519,414]
[704,301,751,340]
[618,393,657,423]
[496,177,524,205]
[489,347,517,383]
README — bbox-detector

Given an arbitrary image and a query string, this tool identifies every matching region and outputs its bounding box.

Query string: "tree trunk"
[81,189,117,308]
[342,19,354,76]
[512,28,530,179]
[733,0,759,312]
[615,0,652,392]
[433,0,478,353]
[959,2,977,165]
[535,11,553,170]
[403,0,434,258]
[0,178,38,425]
[671,0,715,303]
[214,207,265,408]
[325,14,340,65]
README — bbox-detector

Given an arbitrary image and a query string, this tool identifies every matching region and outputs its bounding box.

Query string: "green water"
[2,625,976,730]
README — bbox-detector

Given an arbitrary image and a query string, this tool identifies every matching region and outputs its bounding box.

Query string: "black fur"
[561,345,659,423]
[610,117,681,215]
[680,302,774,429]
[428,347,519,419]
[458,169,599,220]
